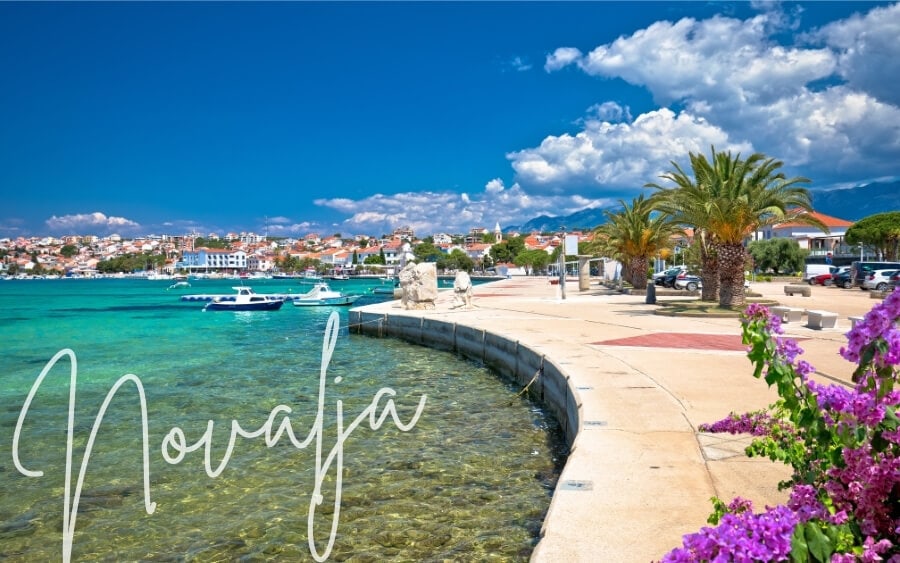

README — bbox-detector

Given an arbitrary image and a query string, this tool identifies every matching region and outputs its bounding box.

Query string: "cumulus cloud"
[484,178,505,193]
[585,102,632,124]
[509,108,752,190]
[265,221,314,236]
[45,212,140,234]
[521,3,900,193]
[544,47,583,72]
[314,181,613,236]
[809,2,900,106]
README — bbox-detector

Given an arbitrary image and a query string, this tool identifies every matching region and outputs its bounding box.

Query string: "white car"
[673,273,751,291]
[862,269,900,291]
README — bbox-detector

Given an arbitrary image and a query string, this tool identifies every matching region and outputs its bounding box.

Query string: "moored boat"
[203,287,284,311]
[290,282,360,307]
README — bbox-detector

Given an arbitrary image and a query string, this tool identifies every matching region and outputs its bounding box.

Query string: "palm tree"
[592,194,682,290]
[650,147,827,307]
[648,152,723,302]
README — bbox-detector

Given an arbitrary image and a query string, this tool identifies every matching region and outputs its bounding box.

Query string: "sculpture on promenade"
[452,271,473,310]
[399,262,438,310]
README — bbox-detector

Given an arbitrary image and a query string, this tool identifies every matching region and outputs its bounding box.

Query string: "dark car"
[889,271,900,292]
[662,267,687,288]
[811,266,850,286]
[654,266,685,287]
[832,270,854,289]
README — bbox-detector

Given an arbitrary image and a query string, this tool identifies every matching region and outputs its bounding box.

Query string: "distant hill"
[510,207,610,233]
[507,180,900,233]
[810,180,900,222]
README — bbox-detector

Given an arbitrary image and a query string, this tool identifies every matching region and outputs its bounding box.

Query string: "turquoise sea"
[0,277,565,562]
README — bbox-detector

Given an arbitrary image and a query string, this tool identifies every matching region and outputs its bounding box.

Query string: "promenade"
[351,276,879,562]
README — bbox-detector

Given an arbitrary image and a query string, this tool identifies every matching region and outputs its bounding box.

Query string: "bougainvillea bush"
[663,290,900,562]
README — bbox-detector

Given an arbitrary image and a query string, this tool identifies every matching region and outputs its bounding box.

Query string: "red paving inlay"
[594,332,747,351]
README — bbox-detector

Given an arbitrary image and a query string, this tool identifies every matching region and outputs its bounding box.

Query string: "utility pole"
[559,227,566,300]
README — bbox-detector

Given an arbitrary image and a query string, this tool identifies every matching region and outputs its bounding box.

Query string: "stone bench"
[806,310,838,330]
[784,284,811,297]
[770,306,804,323]
[849,315,865,329]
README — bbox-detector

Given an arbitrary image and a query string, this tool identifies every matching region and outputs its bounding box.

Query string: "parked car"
[654,266,686,287]
[889,271,900,292]
[672,273,750,291]
[802,263,833,283]
[851,261,900,288]
[810,266,850,286]
[862,269,900,291]
[674,272,702,291]
[832,270,854,289]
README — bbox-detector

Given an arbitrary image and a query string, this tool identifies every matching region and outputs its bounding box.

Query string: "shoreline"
[350,276,874,561]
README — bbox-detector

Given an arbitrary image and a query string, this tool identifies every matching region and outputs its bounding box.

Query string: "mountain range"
[509,180,900,233]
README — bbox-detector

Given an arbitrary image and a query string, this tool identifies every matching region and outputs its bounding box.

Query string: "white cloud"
[509,108,751,190]
[265,221,314,236]
[521,3,900,192]
[585,102,632,124]
[315,182,612,235]
[484,178,505,193]
[45,212,140,233]
[810,2,900,106]
[509,56,532,72]
[544,47,582,72]
[574,14,836,106]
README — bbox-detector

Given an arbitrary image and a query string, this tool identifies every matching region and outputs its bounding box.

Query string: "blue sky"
[1,1,897,239]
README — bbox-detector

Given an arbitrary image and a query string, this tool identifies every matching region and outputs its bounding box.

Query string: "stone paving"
[354,276,883,562]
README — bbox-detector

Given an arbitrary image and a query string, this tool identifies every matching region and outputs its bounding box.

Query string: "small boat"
[329,273,350,281]
[371,276,399,295]
[167,281,191,290]
[291,282,360,307]
[301,268,323,282]
[371,286,397,295]
[204,287,285,311]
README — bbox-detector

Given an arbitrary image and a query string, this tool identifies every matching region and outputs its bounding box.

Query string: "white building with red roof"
[759,210,854,259]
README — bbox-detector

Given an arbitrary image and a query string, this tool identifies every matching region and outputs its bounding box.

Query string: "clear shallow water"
[0,278,565,561]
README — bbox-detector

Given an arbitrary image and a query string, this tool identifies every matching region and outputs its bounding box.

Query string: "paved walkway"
[354,277,880,562]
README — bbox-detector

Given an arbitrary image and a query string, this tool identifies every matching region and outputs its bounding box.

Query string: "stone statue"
[398,262,438,310]
[452,271,473,310]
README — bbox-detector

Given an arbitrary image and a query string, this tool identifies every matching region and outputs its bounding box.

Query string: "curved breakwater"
[348,310,579,449]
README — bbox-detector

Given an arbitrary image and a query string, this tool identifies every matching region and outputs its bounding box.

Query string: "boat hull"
[292,295,360,307]
[205,300,284,311]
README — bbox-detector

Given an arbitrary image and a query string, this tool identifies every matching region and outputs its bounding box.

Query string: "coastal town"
[0,208,861,280]
[0,223,594,279]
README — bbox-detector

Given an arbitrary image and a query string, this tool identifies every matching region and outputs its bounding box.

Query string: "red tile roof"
[776,210,853,229]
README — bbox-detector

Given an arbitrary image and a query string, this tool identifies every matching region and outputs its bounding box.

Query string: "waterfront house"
[757,210,855,260]
[179,247,248,273]
[319,247,352,270]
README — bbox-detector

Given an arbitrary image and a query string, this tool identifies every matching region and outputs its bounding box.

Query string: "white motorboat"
[203,287,284,311]
[290,282,360,307]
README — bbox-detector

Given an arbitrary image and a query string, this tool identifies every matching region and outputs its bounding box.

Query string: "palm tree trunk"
[630,256,648,289]
[699,247,719,302]
[717,242,747,308]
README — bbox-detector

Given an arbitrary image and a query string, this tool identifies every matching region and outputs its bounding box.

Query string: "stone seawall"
[348,310,580,448]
